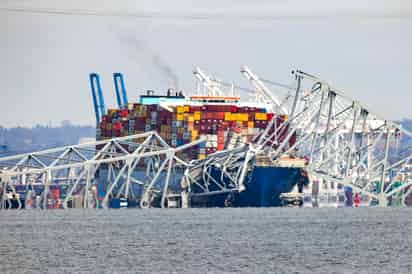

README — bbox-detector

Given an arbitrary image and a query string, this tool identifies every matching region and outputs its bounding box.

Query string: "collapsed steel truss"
[1,67,411,209]
[186,67,412,206]
[0,132,204,209]
[244,69,412,206]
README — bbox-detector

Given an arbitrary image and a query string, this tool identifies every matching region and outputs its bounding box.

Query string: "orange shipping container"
[255,113,267,120]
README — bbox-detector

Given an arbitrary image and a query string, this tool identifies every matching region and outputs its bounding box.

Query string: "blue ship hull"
[94,164,308,208]
[191,165,308,207]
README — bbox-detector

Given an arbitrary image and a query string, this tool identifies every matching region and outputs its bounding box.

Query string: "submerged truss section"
[0,131,204,209]
[181,145,250,197]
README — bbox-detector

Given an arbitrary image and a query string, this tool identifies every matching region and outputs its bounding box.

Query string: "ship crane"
[89,73,106,124]
[240,66,288,115]
[193,67,225,97]
[113,72,129,109]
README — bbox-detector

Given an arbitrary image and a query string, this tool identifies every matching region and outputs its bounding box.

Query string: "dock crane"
[89,73,106,124]
[113,73,128,109]
[240,66,288,115]
[193,67,225,97]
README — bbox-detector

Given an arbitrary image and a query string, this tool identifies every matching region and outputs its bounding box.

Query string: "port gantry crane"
[113,72,129,109]
[193,66,229,97]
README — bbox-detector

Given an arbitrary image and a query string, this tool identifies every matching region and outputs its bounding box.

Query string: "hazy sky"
[1,0,412,127]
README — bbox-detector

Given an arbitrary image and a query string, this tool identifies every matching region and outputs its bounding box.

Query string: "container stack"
[97,102,290,160]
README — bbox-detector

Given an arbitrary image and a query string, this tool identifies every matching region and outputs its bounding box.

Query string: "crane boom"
[240,66,288,115]
[113,72,128,109]
[193,67,224,97]
[89,73,106,123]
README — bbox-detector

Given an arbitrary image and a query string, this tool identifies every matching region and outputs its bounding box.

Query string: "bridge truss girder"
[0,132,204,209]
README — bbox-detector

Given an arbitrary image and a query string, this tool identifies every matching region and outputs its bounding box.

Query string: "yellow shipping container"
[248,121,254,128]
[176,106,185,113]
[184,106,190,112]
[176,113,184,121]
[194,111,201,120]
[191,129,198,138]
[237,113,249,122]
[224,112,233,121]
[255,113,267,121]
[198,154,206,160]
[187,115,194,122]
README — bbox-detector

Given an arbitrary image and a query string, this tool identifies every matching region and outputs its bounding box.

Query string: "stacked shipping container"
[97,102,290,160]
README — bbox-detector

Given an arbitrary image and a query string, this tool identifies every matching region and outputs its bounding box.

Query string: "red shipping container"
[217,143,224,151]
[114,122,122,131]
[214,112,224,120]
[206,105,231,112]
[237,107,249,113]
[189,106,202,112]
[121,109,128,118]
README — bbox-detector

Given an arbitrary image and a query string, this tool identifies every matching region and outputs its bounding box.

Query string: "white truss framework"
[247,69,412,206]
[1,67,411,209]
[182,67,412,207]
[0,131,204,209]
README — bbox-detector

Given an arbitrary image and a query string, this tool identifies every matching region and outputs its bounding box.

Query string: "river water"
[0,208,411,274]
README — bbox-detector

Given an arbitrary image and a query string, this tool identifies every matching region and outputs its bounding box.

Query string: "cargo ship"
[96,89,309,207]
